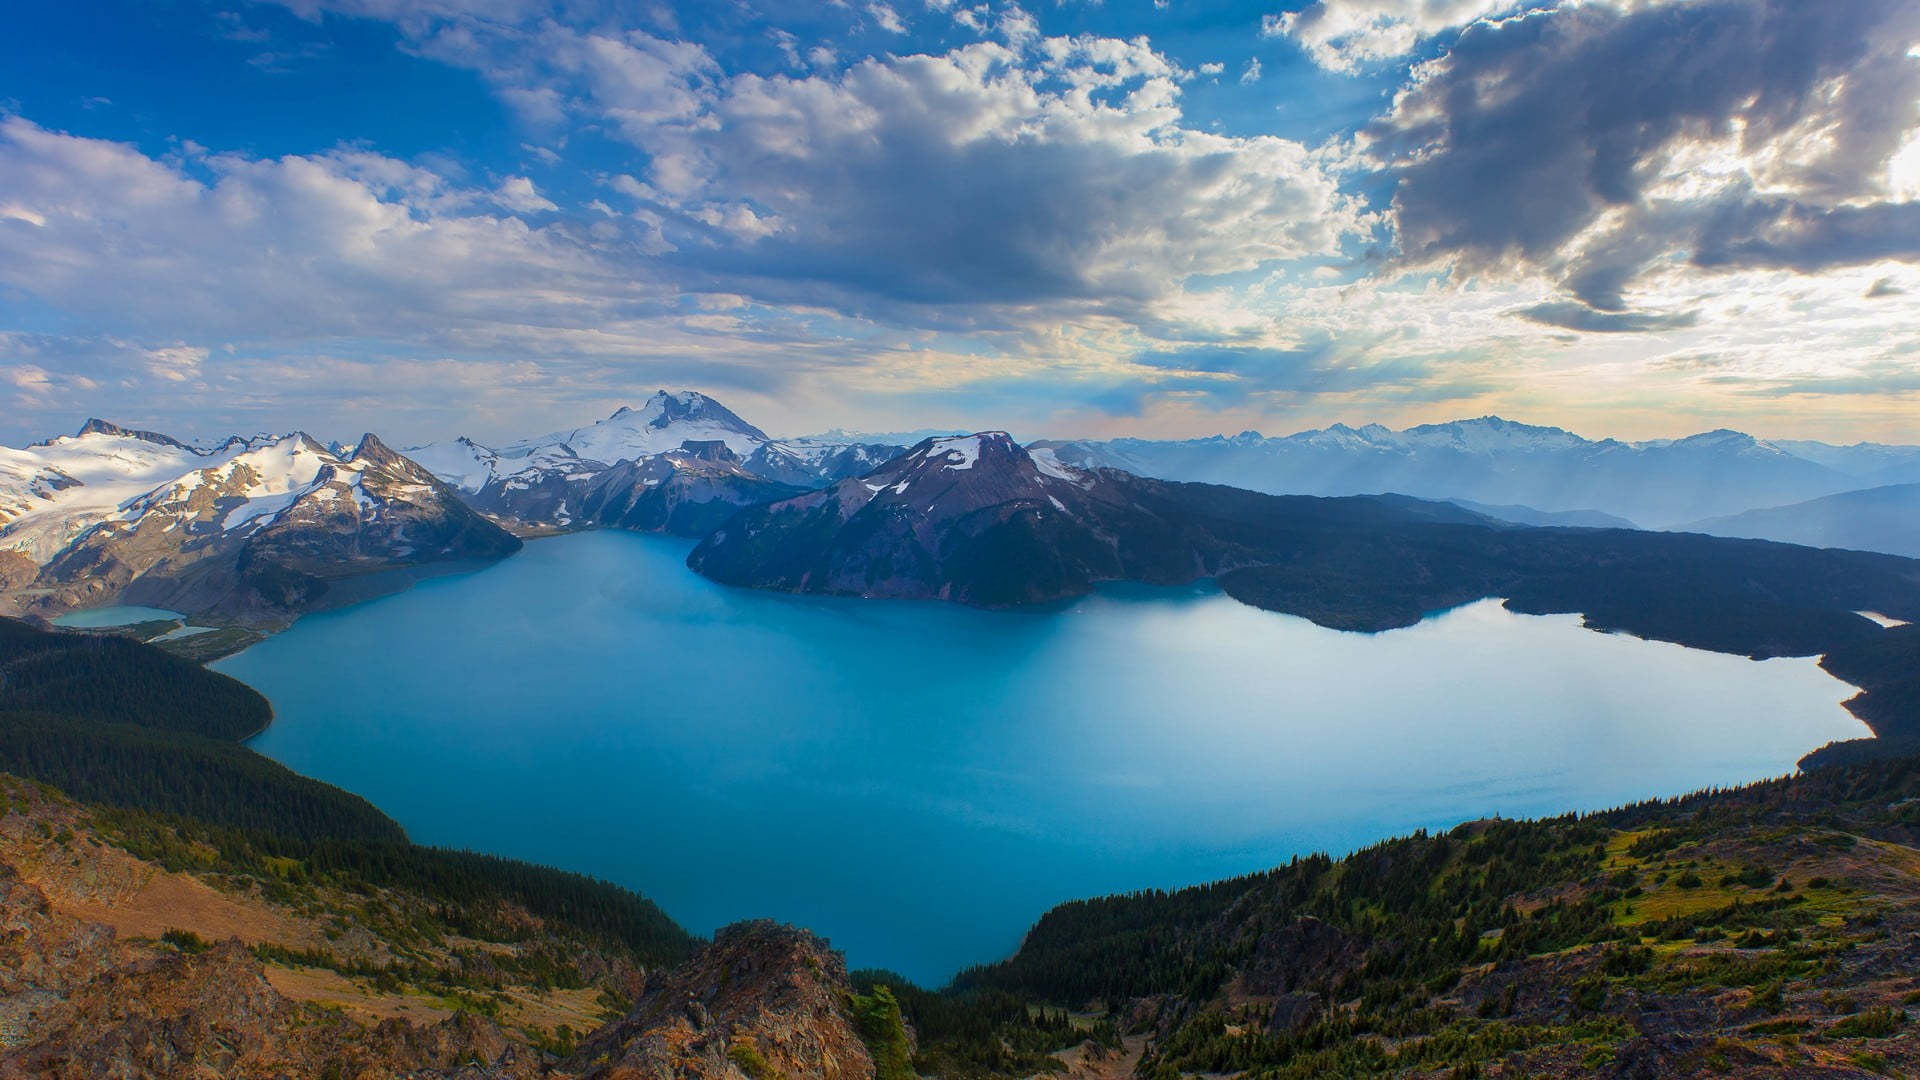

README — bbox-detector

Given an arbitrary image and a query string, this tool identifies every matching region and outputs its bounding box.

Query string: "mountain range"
[689,431,1920,660]
[5,393,1917,634]
[1035,417,1920,530]
[1681,483,1920,559]
[8,394,1920,1078]
[406,391,903,531]
[0,421,517,626]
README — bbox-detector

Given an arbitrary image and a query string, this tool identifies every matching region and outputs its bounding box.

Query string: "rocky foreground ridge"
[17,752,1920,1079]
[0,778,881,1080]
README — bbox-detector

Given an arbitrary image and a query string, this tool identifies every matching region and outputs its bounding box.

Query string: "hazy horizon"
[10,396,1919,457]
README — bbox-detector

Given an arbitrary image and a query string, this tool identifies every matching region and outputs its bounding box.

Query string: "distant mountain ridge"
[1682,483,1920,558]
[1448,500,1640,530]
[688,430,1920,664]
[11,395,1918,627]
[1035,416,1920,530]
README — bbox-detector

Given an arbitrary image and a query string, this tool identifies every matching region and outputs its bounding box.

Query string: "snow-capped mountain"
[0,420,255,561]
[689,433,1920,656]
[576,440,807,537]
[1033,417,1905,528]
[1,422,517,624]
[740,438,906,489]
[690,431,1484,606]
[690,432,1139,605]
[409,390,907,528]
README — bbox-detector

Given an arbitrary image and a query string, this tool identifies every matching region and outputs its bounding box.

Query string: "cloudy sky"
[2,0,1917,446]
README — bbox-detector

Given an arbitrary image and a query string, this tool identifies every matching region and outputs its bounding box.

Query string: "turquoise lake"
[218,530,1868,985]
[51,605,183,627]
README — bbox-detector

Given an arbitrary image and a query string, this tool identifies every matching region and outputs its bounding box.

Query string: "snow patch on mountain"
[409,392,909,527]
[501,391,771,475]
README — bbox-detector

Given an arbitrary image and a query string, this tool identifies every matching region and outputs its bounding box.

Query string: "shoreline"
[204,532,1890,984]
[42,525,1908,766]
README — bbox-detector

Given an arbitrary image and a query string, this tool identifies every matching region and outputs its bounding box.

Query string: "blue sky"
[2,0,1917,446]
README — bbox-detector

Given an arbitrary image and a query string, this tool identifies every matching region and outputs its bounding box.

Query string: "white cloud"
[867,2,908,33]
[9,0,1914,446]
[493,175,557,213]
[1264,0,1530,72]
[144,344,209,383]
[0,116,659,346]
[568,36,1361,317]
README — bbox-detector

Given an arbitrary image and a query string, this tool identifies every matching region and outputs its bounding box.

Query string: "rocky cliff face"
[565,921,874,1080]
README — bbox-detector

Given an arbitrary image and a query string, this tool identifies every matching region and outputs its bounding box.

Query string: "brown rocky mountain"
[564,921,874,1080]
[685,431,1306,606]
[0,777,878,1080]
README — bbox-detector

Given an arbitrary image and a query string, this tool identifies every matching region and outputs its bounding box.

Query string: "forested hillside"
[0,616,695,966]
[925,757,1920,1077]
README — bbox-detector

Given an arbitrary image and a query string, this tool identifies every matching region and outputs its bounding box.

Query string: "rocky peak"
[348,431,407,469]
[346,432,442,484]
[835,432,1088,517]
[565,920,874,1080]
[70,418,191,450]
[670,439,743,466]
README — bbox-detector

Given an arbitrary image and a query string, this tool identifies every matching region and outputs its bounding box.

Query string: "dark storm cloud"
[1692,197,1920,273]
[1516,301,1699,333]
[1369,0,1920,318]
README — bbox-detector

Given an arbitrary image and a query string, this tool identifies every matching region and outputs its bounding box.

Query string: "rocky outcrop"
[0,863,538,1079]
[71,419,194,450]
[1239,916,1358,999]
[565,921,874,1080]
[0,783,873,1080]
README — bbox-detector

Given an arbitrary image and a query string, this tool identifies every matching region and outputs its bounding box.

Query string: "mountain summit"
[407,391,905,531]
[689,431,1170,605]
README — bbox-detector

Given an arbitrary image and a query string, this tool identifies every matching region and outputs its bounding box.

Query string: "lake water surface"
[219,530,1867,984]
[51,605,183,627]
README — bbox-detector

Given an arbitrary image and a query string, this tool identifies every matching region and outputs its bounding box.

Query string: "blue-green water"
[218,530,1866,984]
[51,605,182,627]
